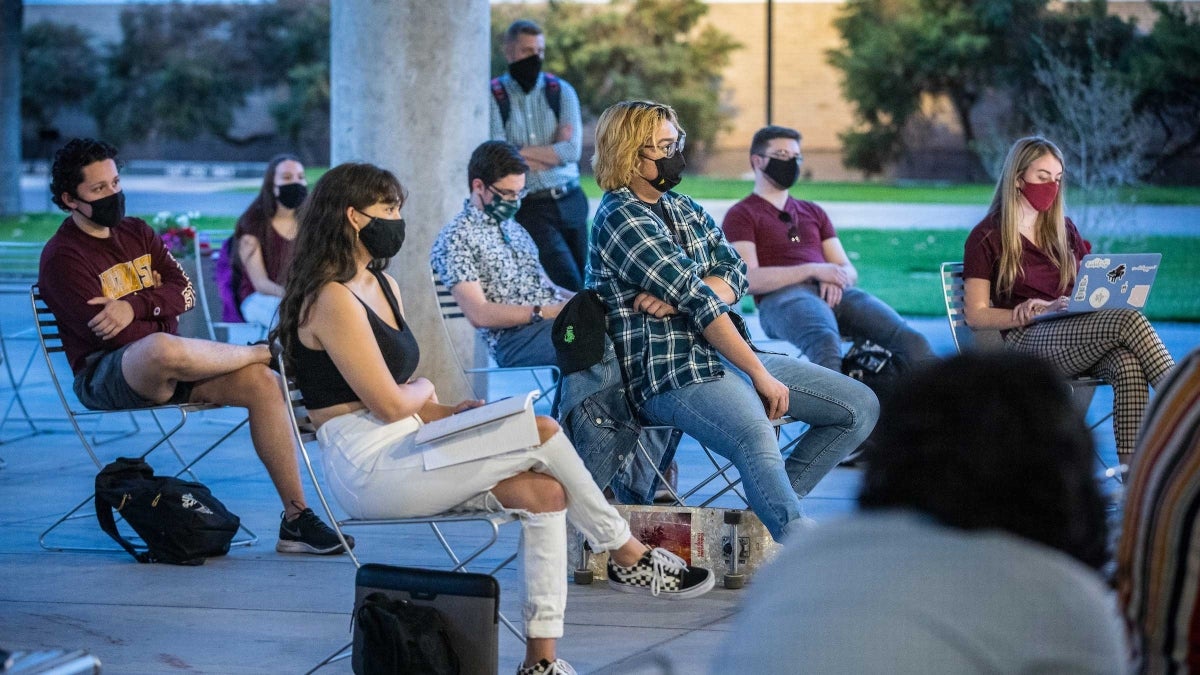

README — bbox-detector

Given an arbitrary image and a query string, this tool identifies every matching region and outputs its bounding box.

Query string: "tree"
[1131,2,1200,178]
[90,4,257,146]
[827,0,1046,175]
[490,0,740,157]
[1,0,20,216]
[21,21,100,134]
[88,0,331,158]
[1026,43,1153,234]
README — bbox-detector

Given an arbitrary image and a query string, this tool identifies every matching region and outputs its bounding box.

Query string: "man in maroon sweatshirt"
[39,138,352,556]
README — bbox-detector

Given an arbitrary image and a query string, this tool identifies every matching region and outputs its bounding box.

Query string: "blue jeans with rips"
[638,352,878,540]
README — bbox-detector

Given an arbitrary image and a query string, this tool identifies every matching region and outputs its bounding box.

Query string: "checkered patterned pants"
[1005,309,1175,458]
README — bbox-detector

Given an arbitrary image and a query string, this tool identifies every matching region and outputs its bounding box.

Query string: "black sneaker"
[516,658,577,675]
[276,508,354,555]
[607,547,715,599]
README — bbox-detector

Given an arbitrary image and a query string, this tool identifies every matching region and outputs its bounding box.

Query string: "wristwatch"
[530,305,544,323]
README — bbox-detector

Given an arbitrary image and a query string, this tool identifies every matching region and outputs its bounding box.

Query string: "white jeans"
[316,409,632,638]
[239,292,281,331]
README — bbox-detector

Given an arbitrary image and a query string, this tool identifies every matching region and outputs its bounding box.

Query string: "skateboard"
[569,505,780,589]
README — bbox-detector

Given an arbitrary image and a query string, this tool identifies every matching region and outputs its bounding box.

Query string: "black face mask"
[75,191,126,229]
[357,212,406,259]
[508,54,542,93]
[276,182,308,210]
[762,157,800,190]
[645,153,686,193]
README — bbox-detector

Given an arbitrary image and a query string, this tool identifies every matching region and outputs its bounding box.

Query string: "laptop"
[1033,253,1162,322]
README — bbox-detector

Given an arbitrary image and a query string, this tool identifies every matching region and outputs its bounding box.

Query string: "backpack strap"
[492,73,562,127]
[94,493,152,563]
[543,72,562,121]
[490,77,512,126]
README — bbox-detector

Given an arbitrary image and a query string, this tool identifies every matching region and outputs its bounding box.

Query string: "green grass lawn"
[236,170,1200,204]
[9,186,1200,319]
[837,229,1200,320]
[582,177,1200,205]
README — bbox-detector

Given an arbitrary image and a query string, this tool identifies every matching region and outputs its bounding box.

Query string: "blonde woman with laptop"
[962,136,1174,462]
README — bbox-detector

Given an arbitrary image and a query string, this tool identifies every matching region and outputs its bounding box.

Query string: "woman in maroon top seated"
[962,136,1174,462]
[232,154,306,332]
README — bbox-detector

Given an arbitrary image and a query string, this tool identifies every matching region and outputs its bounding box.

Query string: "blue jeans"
[514,186,589,292]
[760,284,936,373]
[493,319,557,368]
[639,352,878,540]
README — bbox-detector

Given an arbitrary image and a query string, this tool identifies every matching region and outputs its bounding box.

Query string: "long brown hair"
[987,137,1075,298]
[274,163,405,370]
[233,153,302,273]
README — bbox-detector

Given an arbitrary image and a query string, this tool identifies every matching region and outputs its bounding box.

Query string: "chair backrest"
[191,229,236,341]
[941,261,1003,354]
[30,285,73,398]
[433,271,467,322]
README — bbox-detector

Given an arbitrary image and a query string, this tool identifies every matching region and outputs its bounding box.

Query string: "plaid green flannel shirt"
[590,187,750,407]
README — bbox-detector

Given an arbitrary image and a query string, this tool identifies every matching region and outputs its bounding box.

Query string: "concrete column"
[331,0,490,403]
[0,0,22,216]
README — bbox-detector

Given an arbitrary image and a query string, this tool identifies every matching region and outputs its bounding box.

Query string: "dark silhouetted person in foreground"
[714,352,1126,673]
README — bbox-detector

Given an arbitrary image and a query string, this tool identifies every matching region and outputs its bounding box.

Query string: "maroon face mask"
[1019,180,1059,212]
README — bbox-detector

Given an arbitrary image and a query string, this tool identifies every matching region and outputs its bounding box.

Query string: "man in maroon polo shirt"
[722,126,936,375]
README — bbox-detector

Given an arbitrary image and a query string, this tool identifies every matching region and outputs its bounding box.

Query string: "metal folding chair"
[275,352,524,672]
[643,416,805,508]
[1,243,49,443]
[189,229,265,343]
[432,270,560,410]
[940,261,1118,476]
[31,285,258,552]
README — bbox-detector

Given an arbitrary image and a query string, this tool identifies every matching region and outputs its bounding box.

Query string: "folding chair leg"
[303,642,352,675]
[40,411,258,552]
[0,345,43,443]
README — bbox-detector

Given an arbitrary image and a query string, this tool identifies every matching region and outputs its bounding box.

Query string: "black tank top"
[293,270,420,409]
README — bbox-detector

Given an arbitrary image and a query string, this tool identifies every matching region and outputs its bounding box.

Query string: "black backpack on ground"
[94,457,240,566]
[355,591,460,675]
[842,339,900,401]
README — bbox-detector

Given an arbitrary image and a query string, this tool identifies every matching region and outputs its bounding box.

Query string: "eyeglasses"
[756,152,803,163]
[642,134,686,159]
[778,211,801,243]
[487,184,528,201]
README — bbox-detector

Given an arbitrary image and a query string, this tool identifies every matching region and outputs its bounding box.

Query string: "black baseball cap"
[552,290,607,375]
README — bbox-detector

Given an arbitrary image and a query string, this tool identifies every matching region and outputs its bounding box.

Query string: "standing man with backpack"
[491,19,589,291]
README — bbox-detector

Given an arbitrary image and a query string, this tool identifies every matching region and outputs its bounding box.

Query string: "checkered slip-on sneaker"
[607,547,715,599]
[516,658,578,675]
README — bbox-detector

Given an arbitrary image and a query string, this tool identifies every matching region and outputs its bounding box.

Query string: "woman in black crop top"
[277,163,713,675]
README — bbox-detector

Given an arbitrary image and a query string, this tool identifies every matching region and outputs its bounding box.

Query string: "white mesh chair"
[940,262,1117,475]
[275,351,524,671]
[432,270,560,409]
[31,285,258,552]
[189,229,264,343]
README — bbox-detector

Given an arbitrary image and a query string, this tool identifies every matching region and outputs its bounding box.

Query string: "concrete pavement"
[4,278,1198,671]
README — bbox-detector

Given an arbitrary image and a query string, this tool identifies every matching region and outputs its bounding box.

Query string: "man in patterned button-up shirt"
[431,141,574,368]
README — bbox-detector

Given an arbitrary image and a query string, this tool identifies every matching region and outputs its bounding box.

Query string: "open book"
[417,390,540,470]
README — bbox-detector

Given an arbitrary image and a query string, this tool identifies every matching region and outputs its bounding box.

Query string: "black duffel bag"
[94,457,240,565]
